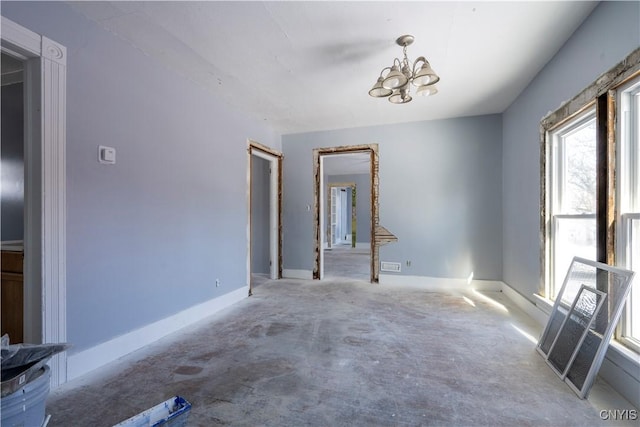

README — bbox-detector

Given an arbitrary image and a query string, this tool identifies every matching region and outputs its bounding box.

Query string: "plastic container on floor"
[113,395,191,427]
[1,365,50,427]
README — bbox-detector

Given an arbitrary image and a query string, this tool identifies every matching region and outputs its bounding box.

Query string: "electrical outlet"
[215,279,220,287]
[406,260,412,267]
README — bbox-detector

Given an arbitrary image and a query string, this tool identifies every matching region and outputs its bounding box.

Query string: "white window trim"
[545,107,596,299]
[617,214,640,352]
[616,76,640,353]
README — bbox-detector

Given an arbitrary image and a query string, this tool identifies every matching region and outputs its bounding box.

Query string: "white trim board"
[500,283,549,326]
[1,16,67,387]
[282,269,313,280]
[246,140,283,288]
[378,274,503,291]
[599,354,640,409]
[67,286,248,381]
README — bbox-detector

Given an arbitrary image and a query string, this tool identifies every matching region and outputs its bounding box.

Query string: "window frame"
[552,109,597,214]
[540,47,640,353]
[546,107,598,299]
[615,76,640,352]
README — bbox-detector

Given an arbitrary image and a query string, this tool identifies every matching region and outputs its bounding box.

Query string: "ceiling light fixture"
[368,35,440,104]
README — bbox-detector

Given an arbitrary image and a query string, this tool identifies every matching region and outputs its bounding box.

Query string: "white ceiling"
[323,153,371,176]
[68,1,598,135]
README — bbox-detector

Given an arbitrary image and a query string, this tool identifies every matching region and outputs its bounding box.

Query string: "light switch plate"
[98,145,116,164]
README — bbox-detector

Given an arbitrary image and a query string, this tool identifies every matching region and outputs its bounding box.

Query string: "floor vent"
[380,262,401,273]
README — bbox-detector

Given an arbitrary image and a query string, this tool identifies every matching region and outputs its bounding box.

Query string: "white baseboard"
[355,242,370,249]
[67,286,248,381]
[282,269,313,280]
[599,349,640,407]
[378,274,502,291]
[500,283,549,326]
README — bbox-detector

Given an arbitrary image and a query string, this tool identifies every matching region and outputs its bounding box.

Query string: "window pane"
[549,111,597,299]
[553,217,597,298]
[562,121,597,214]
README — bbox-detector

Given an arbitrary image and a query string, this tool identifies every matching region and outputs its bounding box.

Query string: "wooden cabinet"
[1,250,23,343]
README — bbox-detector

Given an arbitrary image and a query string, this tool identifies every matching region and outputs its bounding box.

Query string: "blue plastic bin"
[113,396,191,427]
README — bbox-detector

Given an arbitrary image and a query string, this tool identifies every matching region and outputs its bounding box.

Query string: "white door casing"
[1,16,68,386]
[246,140,283,291]
[340,188,349,243]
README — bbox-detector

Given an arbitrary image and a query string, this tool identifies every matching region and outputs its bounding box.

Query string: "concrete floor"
[324,244,370,281]
[45,276,637,426]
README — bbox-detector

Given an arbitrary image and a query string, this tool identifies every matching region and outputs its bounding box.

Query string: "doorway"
[1,52,25,343]
[324,180,371,281]
[1,17,67,386]
[327,183,356,249]
[313,144,380,282]
[247,140,283,295]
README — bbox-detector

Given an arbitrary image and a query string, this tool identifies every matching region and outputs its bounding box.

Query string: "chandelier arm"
[412,56,427,74]
[378,66,392,78]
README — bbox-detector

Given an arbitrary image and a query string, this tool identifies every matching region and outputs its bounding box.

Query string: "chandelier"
[368,35,440,104]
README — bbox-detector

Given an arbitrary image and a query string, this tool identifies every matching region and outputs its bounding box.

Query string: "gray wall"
[502,1,640,301]
[328,174,371,244]
[2,2,280,353]
[1,82,24,241]
[283,114,503,280]
[251,156,270,274]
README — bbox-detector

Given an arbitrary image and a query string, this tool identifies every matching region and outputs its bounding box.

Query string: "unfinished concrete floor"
[46,279,636,426]
[324,244,370,280]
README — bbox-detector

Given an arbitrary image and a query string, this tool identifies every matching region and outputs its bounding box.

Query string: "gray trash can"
[1,365,50,427]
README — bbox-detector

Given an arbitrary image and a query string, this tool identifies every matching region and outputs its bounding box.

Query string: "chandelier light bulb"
[416,85,438,97]
[412,61,440,87]
[369,76,393,98]
[382,64,407,90]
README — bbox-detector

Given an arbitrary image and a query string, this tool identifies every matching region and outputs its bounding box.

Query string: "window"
[541,49,640,354]
[547,109,597,298]
[617,76,640,351]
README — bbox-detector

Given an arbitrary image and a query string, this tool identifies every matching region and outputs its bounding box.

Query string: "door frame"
[247,140,283,295]
[326,182,357,248]
[1,17,67,386]
[313,144,379,282]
